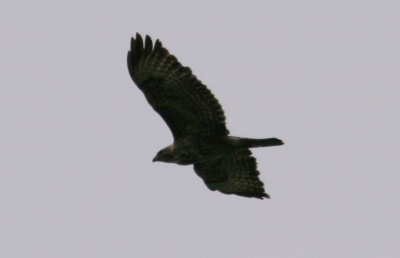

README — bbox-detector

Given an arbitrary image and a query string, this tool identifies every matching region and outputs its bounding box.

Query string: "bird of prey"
[127,33,283,199]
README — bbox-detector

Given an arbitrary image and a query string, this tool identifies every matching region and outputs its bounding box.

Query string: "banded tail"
[229,137,284,149]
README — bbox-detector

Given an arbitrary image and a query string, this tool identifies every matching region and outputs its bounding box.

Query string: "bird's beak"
[152,157,158,162]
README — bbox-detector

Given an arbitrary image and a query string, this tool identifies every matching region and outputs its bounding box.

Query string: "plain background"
[1,1,399,257]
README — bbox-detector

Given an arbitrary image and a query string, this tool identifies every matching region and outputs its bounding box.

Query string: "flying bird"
[127,33,283,199]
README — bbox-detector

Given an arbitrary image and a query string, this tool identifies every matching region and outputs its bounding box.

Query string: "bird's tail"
[229,137,284,149]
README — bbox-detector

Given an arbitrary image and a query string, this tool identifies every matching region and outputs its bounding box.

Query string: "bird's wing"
[194,149,270,199]
[127,33,229,140]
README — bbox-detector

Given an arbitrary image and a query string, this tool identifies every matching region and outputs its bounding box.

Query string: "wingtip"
[130,37,135,51]
[233,191,271,200]
[127,51,135,80]
[145,34,152,42]
[254,192,270,200]
[154,39,163,51]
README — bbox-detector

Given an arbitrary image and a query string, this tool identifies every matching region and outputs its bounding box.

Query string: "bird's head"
[153,145,175,163]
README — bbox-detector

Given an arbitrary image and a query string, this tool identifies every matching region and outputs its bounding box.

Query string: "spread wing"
[127,33,229,140]
[194,149,270,199]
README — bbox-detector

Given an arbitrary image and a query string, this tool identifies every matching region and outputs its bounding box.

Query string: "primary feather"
[128,33,229,140]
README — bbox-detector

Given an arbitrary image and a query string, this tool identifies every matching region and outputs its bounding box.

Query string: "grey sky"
[1,0,399,257]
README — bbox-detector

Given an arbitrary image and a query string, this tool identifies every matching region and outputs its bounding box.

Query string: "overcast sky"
[1,1,399,257]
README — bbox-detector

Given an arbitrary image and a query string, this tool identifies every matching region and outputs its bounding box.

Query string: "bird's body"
[155,136,283,166]
[127,33,283,199]
[154,136,231,165]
